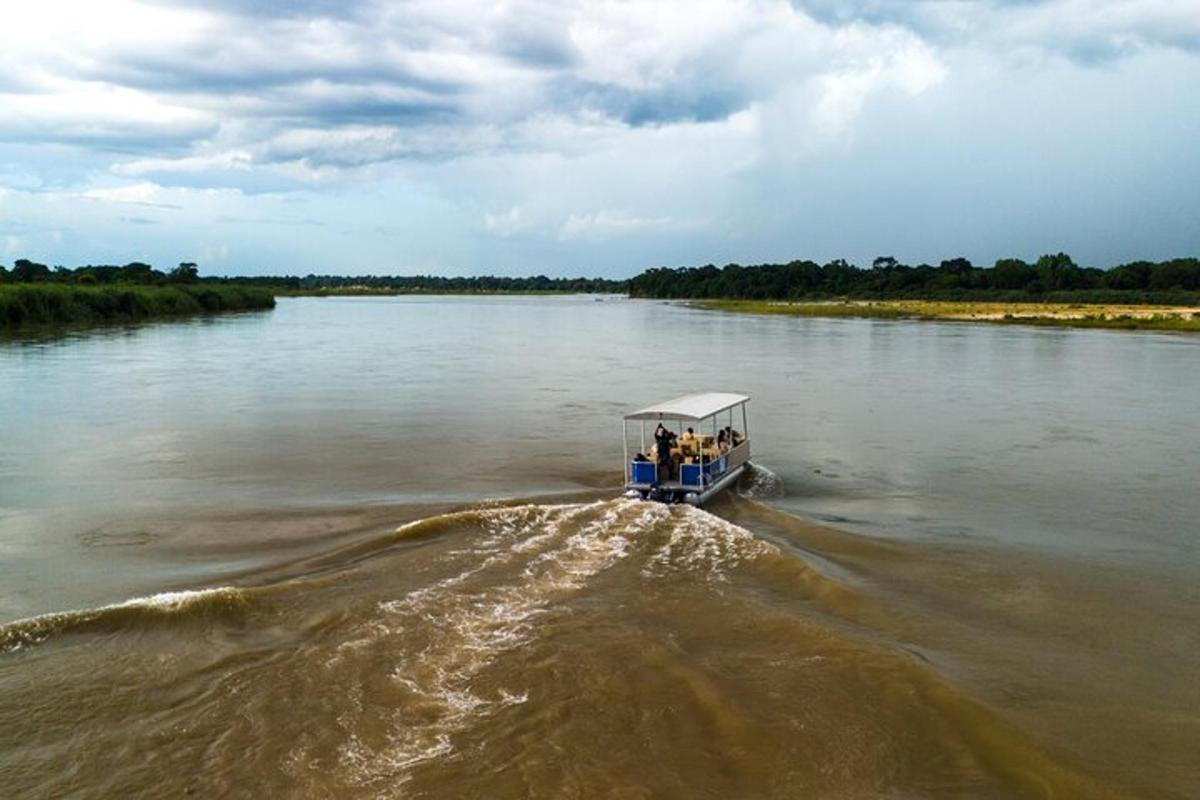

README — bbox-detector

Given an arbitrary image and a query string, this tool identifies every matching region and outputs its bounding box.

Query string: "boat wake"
[0,498,1112,799]
[0,587,250,654]
[310,498,777,791]
[738,462,785,499]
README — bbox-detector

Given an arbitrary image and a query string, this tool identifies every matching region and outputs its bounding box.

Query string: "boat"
[622,392,751,505]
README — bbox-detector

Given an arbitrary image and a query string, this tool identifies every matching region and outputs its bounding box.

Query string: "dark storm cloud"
[569,82,748,127]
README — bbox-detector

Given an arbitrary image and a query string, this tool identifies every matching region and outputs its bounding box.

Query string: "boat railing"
[628,439,751,488]
[722,439,750,472]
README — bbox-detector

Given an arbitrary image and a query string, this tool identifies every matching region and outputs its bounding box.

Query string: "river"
[1,295,1197,797]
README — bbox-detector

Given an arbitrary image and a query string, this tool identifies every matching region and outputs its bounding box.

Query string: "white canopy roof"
[624,392,750,422]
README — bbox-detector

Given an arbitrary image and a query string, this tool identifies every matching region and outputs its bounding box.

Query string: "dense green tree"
[1148,259,1200,291]
[119,262,159,283]
[992,258,1033,290]
[170,262,200,283]
[11,259,51,282]
[627,254,1200,304]
[940,257,973,274]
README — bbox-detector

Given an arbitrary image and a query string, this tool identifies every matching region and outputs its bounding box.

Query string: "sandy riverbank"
[694,299,1200,331]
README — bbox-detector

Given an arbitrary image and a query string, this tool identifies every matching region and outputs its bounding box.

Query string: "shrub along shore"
[0,284,275,329]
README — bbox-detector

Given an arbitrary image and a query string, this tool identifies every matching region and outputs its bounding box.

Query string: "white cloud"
[0,0,955,177]
[484,206,528,237]
[559,210,683,242]
[81,183,182,208]
[114,152,254,177]
[810,31,947,141]
[920,0,1200,59]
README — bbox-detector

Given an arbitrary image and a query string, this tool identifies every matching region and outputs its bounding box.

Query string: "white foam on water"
[738,463,785,499]
[113,587,245,610]
[643,505,779,582]
[0,586,246,653]
[330,499,660,791]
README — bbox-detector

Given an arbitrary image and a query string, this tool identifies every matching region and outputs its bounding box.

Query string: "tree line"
[0,260,628,294]
[629,254,1200,303]
[0,259,201,285]
[7,254,1200,303]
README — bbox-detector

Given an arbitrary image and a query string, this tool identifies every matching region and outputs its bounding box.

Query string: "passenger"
[680,427,697,445]
[717,429,730,453]
[724,426,744,447]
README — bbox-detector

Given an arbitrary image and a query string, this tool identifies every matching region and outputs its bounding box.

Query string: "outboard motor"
[648,485,674,504]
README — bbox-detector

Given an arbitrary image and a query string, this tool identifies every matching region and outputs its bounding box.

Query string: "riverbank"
[692,298,1200,331]
[0,283,275,329]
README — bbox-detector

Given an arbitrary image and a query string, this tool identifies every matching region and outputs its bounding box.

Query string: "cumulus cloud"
[793,0,1200,60]
[2,2,1193,171]
[0,0,1196,273]
[0,0,955,180]
[484,206,529,237]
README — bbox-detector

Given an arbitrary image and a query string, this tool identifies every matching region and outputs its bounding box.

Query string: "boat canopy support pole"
[623,419,629,482]
[711,414,718,485]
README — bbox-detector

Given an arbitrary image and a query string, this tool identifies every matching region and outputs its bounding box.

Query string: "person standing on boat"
[654,425,673,483]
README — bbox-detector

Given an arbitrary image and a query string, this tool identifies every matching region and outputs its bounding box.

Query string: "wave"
[0,587,250,654]
[643,503,779,581]
[311,498,781,788]
[1,499,1116,797]
[738,462,785,499]
[330,500,652,785]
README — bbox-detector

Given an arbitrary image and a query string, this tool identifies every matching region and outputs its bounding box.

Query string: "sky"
[0,0,1198,278]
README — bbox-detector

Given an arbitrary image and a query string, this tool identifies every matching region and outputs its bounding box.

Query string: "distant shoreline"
[8,286,1200,334]
[691,299,1200,332]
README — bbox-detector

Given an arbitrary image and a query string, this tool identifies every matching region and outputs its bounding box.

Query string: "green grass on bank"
[0,283,275,330]
[692,299,1200,332]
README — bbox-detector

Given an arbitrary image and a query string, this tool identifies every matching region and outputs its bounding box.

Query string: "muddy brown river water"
[1,296,1197,798]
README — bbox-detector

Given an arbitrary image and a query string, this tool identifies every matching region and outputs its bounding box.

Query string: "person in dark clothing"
[654,425,673,482]
[724,426,744,446]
